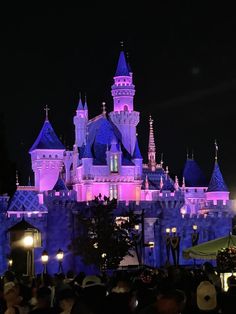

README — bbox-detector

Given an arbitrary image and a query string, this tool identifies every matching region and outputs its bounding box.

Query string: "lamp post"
[56,249,64,273]
[165,228,171,265]
[170,227,181,266]
[41,250,49,274]
[191,224,199,267]
[23,234,34,277]
[191,224,199,246]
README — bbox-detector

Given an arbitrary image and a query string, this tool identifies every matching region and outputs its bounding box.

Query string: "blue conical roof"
[77,98,83,110]
[183,158,207,187]
[115,51,130,76]
[207,161,228,192]
[53,177,68,191]
[133,139,142,159]
[29,120,65,152]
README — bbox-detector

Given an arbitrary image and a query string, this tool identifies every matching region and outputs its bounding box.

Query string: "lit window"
[110,185,118,200]
[110,154,118,173]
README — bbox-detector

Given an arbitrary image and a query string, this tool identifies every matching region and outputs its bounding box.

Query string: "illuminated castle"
[0,49,234,274]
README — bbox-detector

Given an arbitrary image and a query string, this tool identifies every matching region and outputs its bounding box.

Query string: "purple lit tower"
[0,49,234,274]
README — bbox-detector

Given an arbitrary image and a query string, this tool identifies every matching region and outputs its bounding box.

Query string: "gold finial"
[102,102,106,116]
[149,115,153,126]
[192,149,194,160]
[186,147,189,159]
[44,105,50,121]
[120,40,124,49]
[16,170,19,187]
[215,139,218,161]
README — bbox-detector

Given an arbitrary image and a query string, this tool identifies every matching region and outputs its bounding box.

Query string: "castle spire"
[215,139,218,161]
[16,170,19,187]
[148,115,156,171]
[44,105,50,121]
[174,175,179,190]
[115,42,130,77]
[102,102,106,116]
[84,93,88,110]
[77,92,83,110]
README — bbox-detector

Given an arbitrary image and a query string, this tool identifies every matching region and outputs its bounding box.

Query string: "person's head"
[196,280,217,311]
[155,290,183,314]
[58,288,76,312]
[3,281,20,304]
[36,286,52,308]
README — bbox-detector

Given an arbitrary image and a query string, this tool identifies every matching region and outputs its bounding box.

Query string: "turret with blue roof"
[206,141,229,202]
[29,106,65,152]
[183,153,207,187]
[115,49,130,77]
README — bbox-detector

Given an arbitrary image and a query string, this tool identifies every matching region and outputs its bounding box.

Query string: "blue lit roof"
[142,168,174,190]
[207,161,228,192]
[53,177,68,191]
[29,120,65,152]
[115,51,130,76]
[183,158,207,187]
[81,115,133,165]
[8,190,48,212]
[133,139,142,159]
[77,98,84,110]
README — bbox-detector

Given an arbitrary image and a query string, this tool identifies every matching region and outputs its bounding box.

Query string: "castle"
[0,49,234,274]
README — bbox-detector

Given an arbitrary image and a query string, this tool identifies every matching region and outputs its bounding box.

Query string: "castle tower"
[206,141,229,202]
[148,115,156,171]
[29,106,65,192]
[73,94,88,147]
[132,138,143,179]
[109,49,139,156]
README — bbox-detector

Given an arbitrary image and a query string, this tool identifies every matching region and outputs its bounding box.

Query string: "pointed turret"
[183,155,207,187]
[145,175,149,190]
[115,50,130,76]
[109,45,139,156]
[29,119,65,152]
[29,107,65,191]
[74,94,88,147]
[148,115,156,171]
[77,93,83,110]
[84,94,88,111]
[206,141,229,201]
[207,162,228,192]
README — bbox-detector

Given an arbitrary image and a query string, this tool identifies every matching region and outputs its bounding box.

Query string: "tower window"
[110,154,118,173]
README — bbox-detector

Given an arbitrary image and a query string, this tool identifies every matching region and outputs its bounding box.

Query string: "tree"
[73,195,141,270]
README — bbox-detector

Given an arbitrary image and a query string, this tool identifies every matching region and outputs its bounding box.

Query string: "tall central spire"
[148,115,156,171]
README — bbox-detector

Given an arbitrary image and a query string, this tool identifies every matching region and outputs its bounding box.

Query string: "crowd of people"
[0,262,236,314]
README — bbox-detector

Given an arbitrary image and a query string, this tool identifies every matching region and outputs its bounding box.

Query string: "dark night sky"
[1,5,236,197]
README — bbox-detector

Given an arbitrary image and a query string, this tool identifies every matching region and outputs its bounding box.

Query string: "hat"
[82,275,103,288]
[3,281,16,294]
[197,281,217,311]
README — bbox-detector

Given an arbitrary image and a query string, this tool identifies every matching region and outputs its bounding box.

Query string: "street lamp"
[23,234,34,277]
[170,227,181,266]
[192,224,199,246]
[191,224,199,267]
[56,249,64,273]
[41,250,49,274]
[165,228,171,265]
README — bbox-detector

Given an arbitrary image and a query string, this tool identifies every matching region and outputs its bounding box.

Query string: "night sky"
[1,5,236,197]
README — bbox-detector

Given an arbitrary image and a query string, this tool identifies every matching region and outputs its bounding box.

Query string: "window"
[110,154,118,173]
[110,185,118,200]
